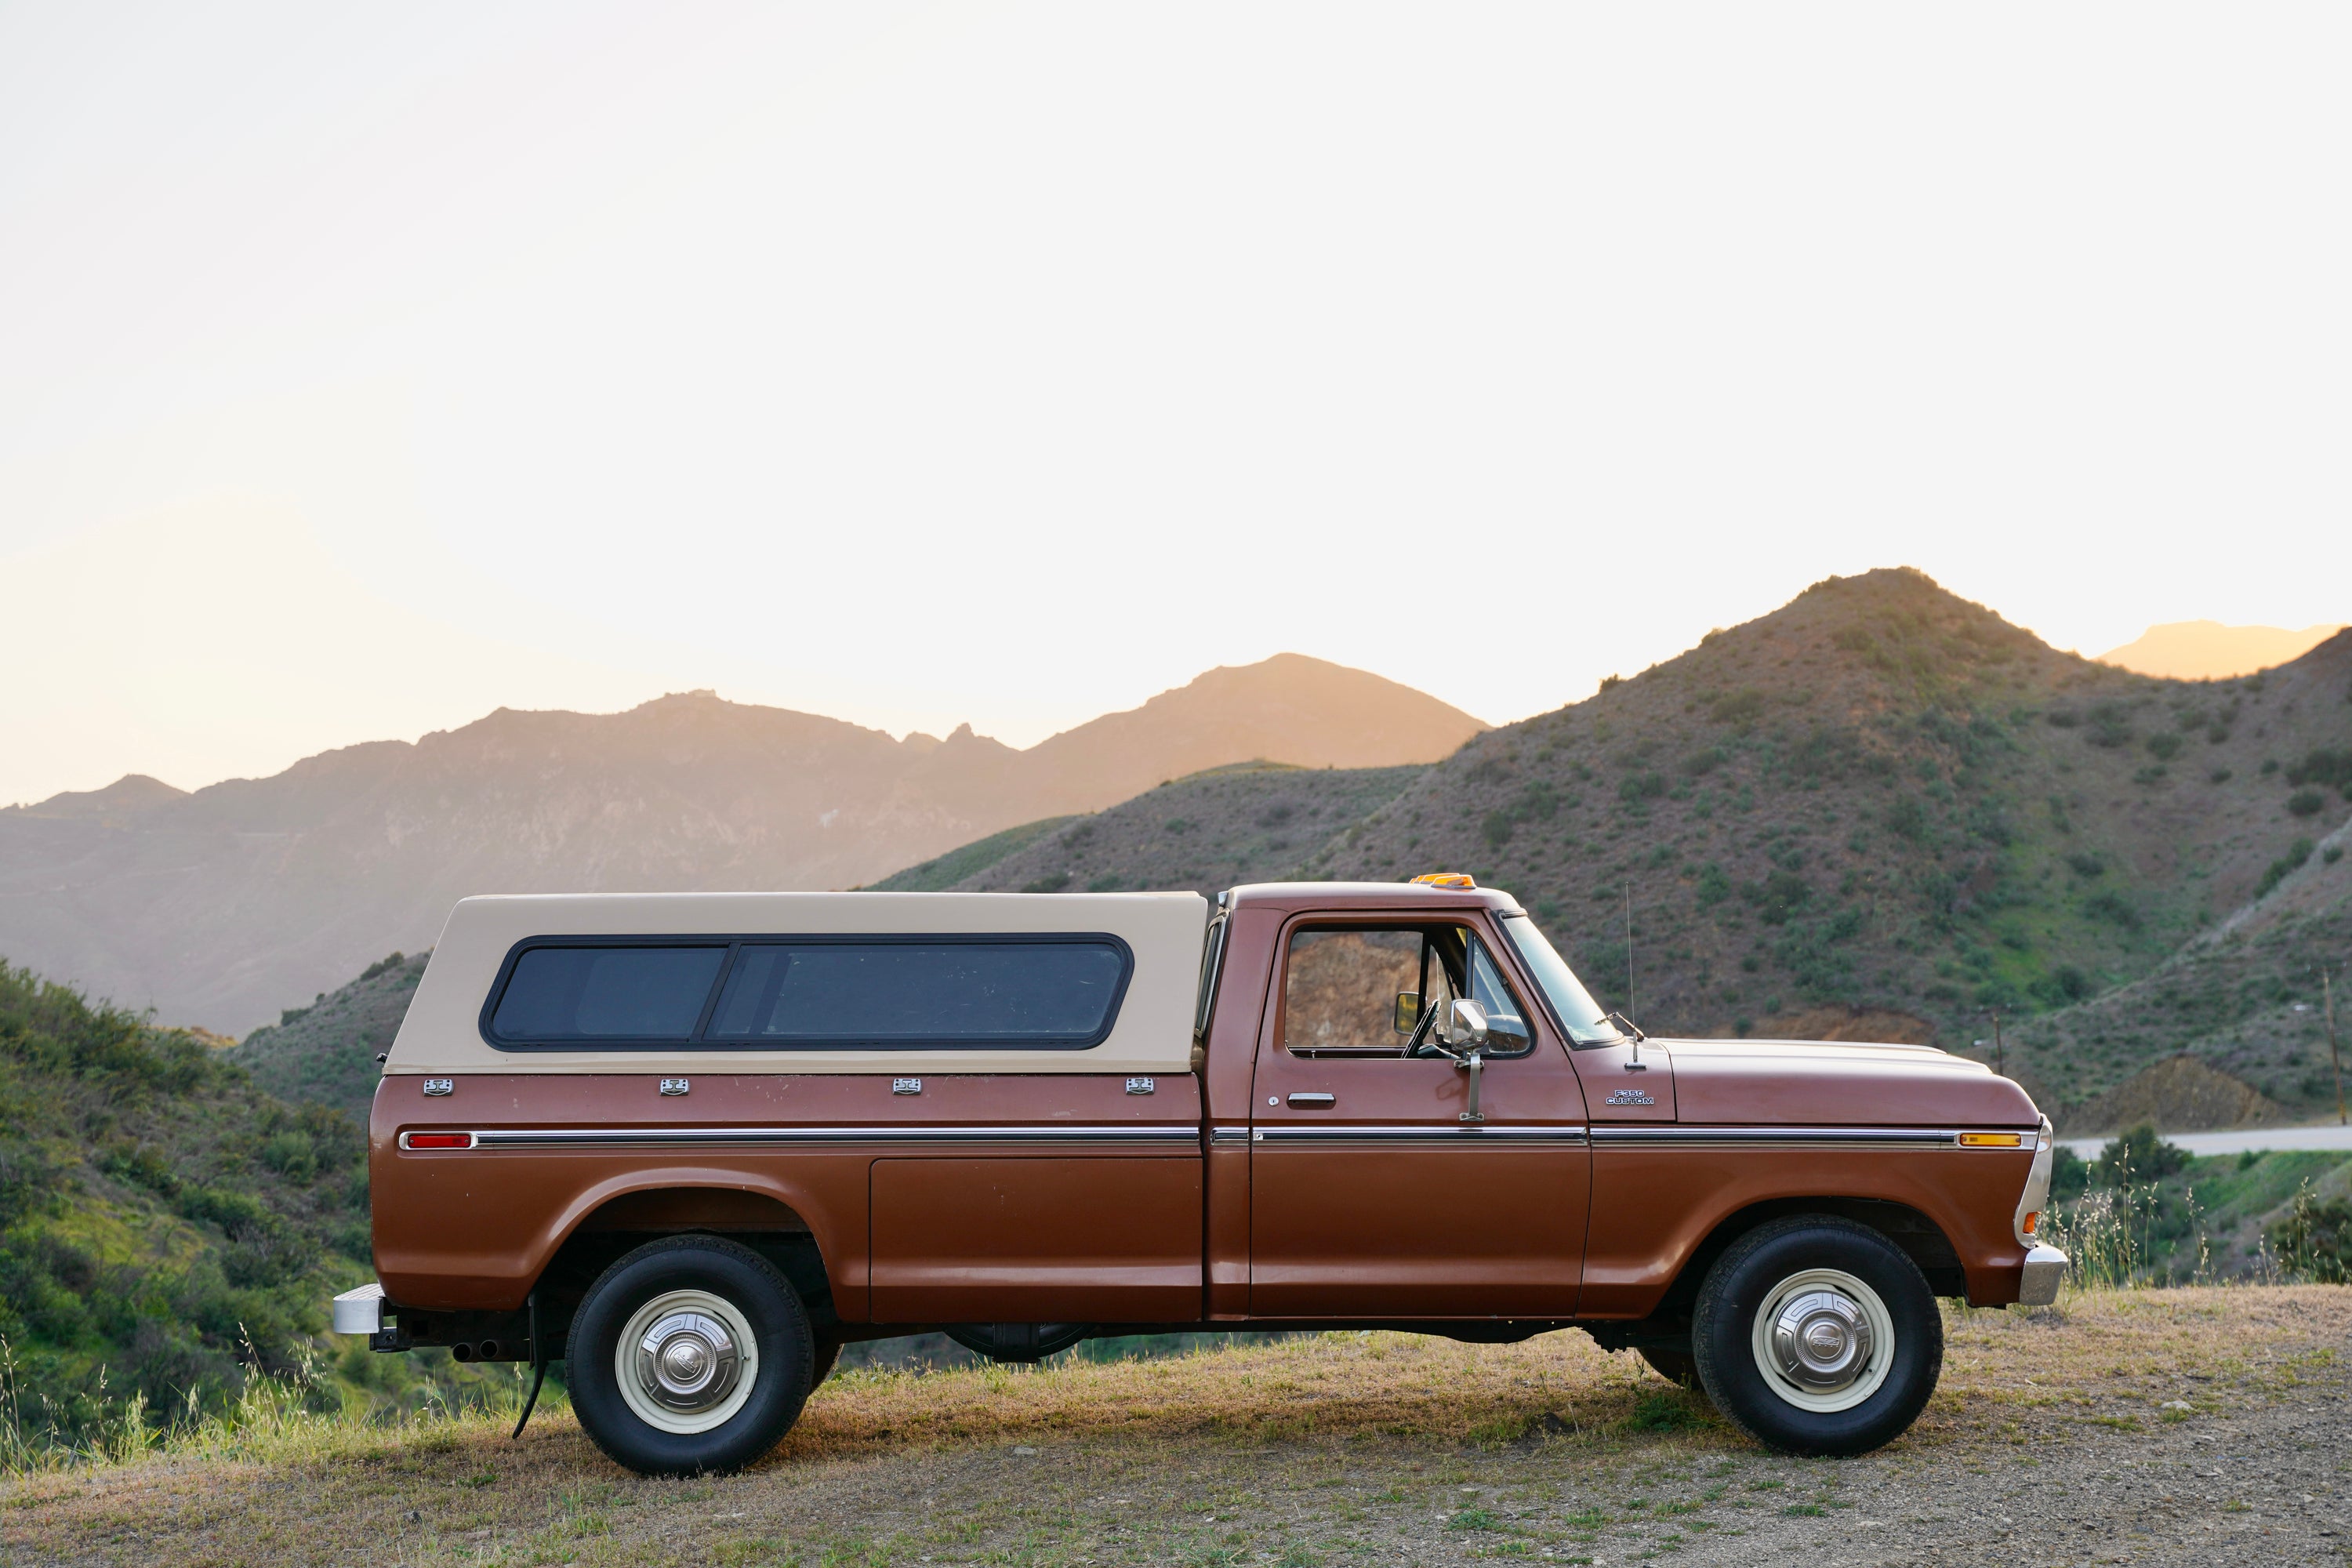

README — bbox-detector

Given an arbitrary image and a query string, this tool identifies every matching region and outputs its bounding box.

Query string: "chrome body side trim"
[1589,1126,2038,1150]
[1209,1126,1251,1145]
[457,1124,1202,1150]
[1250,1125,1588,1145]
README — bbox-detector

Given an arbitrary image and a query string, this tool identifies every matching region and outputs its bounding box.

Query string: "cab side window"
[1282,925,1532,1058]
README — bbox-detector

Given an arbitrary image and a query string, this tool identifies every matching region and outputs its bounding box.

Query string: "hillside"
[232,951,430,1121]
[879,763,1432,897]
[1300,571,2352,1071]
[0,962,368,1444]
[2009,815,2352,1124]
[0,655,1481,1033]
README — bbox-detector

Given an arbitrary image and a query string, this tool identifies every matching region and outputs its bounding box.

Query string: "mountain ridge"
[0,655,1482,1032]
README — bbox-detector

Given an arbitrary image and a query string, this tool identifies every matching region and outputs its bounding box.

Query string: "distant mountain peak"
[11,772,189,818]
[2098,620,2347,681]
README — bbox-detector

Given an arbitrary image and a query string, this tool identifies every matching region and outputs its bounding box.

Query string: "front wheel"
[568,1236,815,1475]
[1691,1216,1942,1457]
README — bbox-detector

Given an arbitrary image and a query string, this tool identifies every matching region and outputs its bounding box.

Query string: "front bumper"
[2018,1245,2069,1306]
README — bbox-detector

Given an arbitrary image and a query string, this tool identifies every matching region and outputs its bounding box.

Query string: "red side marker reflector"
[403,1132,474,1150]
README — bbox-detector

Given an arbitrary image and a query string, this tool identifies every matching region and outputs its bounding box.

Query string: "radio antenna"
[1624,882,1635,1024]
[1624,882,1641,1066]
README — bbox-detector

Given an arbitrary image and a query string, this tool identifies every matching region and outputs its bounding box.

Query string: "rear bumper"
[332,1281,386,1334]
[2017,1245,2069,1306]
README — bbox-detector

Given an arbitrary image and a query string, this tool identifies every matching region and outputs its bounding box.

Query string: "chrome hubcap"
[1769,1290,1874,1392]
[1748,1265,1895,1414]
[635,1311,741,1414]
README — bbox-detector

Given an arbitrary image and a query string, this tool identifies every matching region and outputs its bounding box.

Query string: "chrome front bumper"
[2018,1245,2069,1306]
[332,1281,386,1334]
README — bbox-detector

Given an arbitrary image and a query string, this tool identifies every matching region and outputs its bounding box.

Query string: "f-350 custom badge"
[1605,1088,1657,1105]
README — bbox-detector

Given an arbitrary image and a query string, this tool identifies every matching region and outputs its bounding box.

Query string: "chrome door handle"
[1287,1092,1335,1107]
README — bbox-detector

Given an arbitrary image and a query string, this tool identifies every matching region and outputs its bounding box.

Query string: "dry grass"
[4,1286,2346,1566]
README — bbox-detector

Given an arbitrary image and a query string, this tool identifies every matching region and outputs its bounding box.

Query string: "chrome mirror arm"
[1457,1050,1485,1123]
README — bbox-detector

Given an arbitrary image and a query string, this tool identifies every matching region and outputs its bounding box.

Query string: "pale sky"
[3,3,2347,807]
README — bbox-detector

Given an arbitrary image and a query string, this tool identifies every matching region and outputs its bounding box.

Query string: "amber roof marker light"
[1410,873,1476,888]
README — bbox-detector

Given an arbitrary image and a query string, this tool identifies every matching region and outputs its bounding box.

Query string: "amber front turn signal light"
[2021,1210,2041,1236]
[1958,1132,2023,1148]
[1410,873,1477,888]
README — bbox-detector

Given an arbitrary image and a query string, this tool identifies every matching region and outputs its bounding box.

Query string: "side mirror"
[1393,992,1421,1035]
[1443,998,1490,1051]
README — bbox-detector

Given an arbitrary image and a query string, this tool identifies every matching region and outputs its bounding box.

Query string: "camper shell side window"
[478,932,1134,1051]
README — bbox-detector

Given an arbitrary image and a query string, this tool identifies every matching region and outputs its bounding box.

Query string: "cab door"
[1246,916,1589,1317]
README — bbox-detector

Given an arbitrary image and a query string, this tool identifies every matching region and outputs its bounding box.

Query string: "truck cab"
[338,880,2064,1473]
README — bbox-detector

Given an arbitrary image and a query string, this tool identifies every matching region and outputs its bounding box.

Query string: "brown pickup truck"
[333,878,2065,1475]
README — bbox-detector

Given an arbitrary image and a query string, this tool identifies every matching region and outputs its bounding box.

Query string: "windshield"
[1496,913,1618,1045]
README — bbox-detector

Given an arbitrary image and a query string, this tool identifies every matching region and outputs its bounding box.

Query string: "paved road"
[2061,1122,2352,1159]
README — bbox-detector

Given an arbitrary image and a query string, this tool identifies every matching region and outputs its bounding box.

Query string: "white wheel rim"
[615,1288,760,1436]
[1748,1266,1894,1414]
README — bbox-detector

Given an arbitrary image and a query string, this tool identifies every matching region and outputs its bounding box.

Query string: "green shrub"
[2287,789,2325,818]
[2253,838,2314,899]
[2267,1186,2352,1283]
[1708,688,1767,726]
[1884,797,1929,842]
[2094,1123,2189,1185]
[1618,772,1666,805]
[1744,869,1812,924]
[2085,890,2140,929]
[2085,702,2133,749]
[358,951,408,982]
[2048,1144,2089,1203]
[260,1130,318,1181]
[2146,732,2183,761]
[2284,746,2352,793]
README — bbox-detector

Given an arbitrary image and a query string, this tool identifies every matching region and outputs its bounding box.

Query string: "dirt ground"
[5,1287,2347,1566]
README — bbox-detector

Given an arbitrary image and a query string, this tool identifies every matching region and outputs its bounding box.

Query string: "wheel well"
[531,1187,840,1353]
[1658,1198,1965,1323]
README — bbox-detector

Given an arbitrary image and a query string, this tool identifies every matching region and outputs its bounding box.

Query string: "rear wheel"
[568,1236,814,1475]
[1691,1215,1941,1457]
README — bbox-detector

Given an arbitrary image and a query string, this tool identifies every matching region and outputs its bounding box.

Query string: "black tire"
[1691,1215,1942,1457]
[568,1235,814,1475]
[810,1334,842,1388]
[1640,1346,1699,1386]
